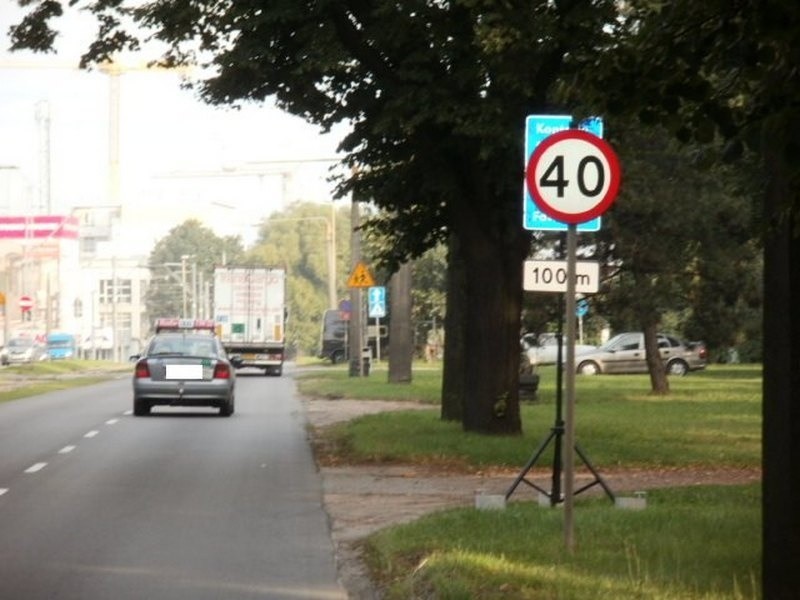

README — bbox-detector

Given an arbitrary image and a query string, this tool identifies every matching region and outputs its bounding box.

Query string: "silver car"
[131,319,242,416]
[575,332,707,376]
[521,332,597,366]
[5,337,48,364]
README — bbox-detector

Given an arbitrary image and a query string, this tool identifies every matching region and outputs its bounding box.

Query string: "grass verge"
[365,485,760,600]
[0,360,128,404]
[299,363,762,598]
[301,364,761,470]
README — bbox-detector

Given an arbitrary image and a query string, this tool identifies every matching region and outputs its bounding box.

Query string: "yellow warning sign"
[347,262,376,288]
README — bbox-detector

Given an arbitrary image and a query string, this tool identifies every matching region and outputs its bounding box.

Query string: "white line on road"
[123,410,133,416]
[0,488,8,496]
[105,418,119,425]
[58,445,76,454]
[84,430,99,438]
[24,463,47,473]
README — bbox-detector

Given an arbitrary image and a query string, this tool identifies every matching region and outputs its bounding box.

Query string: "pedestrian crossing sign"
[347,262,376,288]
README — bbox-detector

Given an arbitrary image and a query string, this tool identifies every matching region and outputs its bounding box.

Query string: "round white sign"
[525,129,621,224]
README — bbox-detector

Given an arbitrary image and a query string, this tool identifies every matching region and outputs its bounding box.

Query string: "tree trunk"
[761,147,800,598]
[452,212,527,435]
[388,263,413,384]
[441,233,467,421]
[643,323,669,394]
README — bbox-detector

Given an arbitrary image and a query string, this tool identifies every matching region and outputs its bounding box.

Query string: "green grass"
[301,363,762,598]
[366,485,760,599]
[296,363,444,403]
[0,360,129,403]
[302,364,762,469]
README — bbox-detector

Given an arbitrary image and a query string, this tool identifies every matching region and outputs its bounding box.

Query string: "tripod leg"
[550,422,564,506]
[574,443,615,502]
[505,430,556,500]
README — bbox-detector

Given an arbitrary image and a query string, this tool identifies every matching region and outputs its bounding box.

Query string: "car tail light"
[213,361,231,379]
[135,359,150,378]
[698,346,708,359]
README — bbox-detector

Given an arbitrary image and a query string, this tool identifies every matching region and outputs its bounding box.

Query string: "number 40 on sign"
[526,129,621,225]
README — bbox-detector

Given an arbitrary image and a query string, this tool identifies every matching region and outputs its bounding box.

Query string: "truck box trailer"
[213,266,287,376]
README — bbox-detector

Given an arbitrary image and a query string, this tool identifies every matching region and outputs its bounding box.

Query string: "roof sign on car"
[154,318,216,333]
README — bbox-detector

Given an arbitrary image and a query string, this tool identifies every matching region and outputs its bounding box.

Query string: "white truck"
[213,266,287,376]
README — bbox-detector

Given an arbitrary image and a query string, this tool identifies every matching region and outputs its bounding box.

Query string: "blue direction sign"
[576,298,589,318]
[523,115,604,231]
[368,286,387,318]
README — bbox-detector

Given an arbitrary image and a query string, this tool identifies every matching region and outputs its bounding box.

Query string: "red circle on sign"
[19,295,33,312]
[526,129,621,224]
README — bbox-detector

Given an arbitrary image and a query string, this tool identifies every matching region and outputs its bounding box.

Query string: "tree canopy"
[146,219,243,324]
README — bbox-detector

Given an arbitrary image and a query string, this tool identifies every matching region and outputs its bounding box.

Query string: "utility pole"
[348,199,363,377]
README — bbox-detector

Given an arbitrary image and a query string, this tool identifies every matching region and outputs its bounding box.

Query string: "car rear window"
[148,335,217,357]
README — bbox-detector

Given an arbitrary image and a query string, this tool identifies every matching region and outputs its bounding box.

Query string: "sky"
[0,4,349,252]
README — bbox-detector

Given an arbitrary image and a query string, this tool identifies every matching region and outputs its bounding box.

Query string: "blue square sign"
[368,286,387,318]
[523,115,604,231]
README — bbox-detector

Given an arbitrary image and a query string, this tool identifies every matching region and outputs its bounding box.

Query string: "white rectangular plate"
[166,364,203,380]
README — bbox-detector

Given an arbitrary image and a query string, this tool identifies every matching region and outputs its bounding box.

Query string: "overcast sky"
[0,4,348,251]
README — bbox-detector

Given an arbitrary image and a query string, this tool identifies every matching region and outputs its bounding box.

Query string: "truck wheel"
[331,349,345,364]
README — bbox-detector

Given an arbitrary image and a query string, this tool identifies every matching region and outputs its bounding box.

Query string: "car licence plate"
[166,364,203,380]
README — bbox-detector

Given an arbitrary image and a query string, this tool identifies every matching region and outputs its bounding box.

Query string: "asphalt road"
[0,368,347,600]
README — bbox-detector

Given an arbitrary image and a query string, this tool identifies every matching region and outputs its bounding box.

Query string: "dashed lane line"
[24,462,48,474]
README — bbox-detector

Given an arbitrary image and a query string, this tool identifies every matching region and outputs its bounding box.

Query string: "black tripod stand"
[507,306,615,506]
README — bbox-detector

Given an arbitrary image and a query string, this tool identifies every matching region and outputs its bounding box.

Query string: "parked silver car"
[575,332,707,376]
[5,337,49,364]
[521,332,596,366]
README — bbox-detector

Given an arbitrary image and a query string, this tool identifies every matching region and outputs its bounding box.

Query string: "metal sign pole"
[563,223,578,552]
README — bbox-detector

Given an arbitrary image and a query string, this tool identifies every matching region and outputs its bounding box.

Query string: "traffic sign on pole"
[19,295,33,312]
[347,262,376,288]
[368,286,386,318]
[526,129,621,224]
[523,260,599,293]
[523,116,604,231]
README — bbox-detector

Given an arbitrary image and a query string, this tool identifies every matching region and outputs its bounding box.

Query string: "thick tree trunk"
[450,209,527,435]
[761,151,800,599]
[643,323,669,394]
[441,233,467,421]
[387,263,413,384]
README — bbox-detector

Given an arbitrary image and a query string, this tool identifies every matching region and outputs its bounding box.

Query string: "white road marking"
[105,418,119,425]
[123,410,133,416]
[58,445,76,454]
[0,488,8,496]
[24,463,47,473]
[84,430,99,438]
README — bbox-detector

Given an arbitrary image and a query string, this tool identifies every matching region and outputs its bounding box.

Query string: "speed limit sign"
[525,129,621,224]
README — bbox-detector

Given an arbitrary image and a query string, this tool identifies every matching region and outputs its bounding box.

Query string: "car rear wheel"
[133,399,151,416]
[577,360,601,376]
[220,398,234,417]
[667,360,689,376]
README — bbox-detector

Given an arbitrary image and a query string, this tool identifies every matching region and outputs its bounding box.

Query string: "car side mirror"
[229,355,243,368]
[129,354,140,362]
